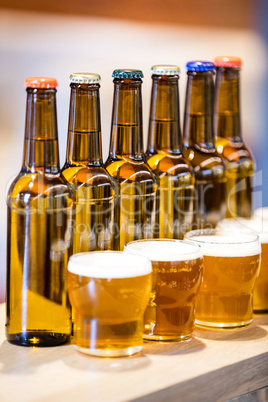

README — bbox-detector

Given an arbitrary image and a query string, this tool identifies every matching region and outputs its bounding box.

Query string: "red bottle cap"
[24,77,58,88]
[214,56,242,68]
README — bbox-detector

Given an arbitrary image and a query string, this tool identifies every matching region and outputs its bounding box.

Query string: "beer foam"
[217,218,268,244]
[124,240,203,261]
[188,234,261,257]
[253,207,268,220]
[68,251,152,278]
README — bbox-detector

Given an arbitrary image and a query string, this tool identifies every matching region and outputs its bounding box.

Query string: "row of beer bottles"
[10,58,254,251]
[62,58,252,252]
[6,57,253,346]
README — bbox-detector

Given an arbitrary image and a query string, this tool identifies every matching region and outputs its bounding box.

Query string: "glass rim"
[67,250,152,278]
[185,228,260,245]
[124,238,202,261]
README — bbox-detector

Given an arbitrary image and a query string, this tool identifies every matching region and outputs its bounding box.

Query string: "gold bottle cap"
[69,73,101,84]
[150,65,180,76]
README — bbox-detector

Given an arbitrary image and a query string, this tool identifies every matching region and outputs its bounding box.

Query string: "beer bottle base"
[6,331,70,347]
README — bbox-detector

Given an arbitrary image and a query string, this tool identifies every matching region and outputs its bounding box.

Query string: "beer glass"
[124,239,203,341]
[185,229,261,328]
[218,217,268,313]
[68,251,152,357]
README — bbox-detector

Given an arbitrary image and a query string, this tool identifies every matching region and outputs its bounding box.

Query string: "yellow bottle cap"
[150,65,180,76]
[69,73,101,84]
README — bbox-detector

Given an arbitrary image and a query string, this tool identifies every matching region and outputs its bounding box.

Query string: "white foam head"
[217,218,268,244]
[253,207,268,220]
[185,230,261,257]
[68,251,152,278]
[124,239,202,261]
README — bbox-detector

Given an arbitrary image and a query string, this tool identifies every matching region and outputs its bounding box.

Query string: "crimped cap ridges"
[151,65,180,76]
[70,73,101,84]
[186,61,215,72]
[112,69,144,79]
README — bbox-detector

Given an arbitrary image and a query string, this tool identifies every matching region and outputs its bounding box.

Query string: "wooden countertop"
[0,302,267,402]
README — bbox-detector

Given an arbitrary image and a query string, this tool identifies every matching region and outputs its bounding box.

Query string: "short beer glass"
[68,252,152,357]
[218,217,268,313]
[124,239,203,341]
[185,229,261,328]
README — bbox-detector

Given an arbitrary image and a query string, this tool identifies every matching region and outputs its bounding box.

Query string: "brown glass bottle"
[62,73,115,253]
[214,56,254,218]
[146,65,194,238]
[183,61,227,229]
[105,69,157,250]
[6,77,73,346]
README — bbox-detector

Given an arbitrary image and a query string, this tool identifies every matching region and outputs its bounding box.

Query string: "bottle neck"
[183,71,215,150]
[66,83,102,165]
[109,78,144,159]
[214,67,242,141]
[147,75,181,154]
[22,88,60,173]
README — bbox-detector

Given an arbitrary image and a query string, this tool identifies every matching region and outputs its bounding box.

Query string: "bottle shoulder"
[62,164,115,189]
[216,137,254,166]
[146,151,194,179]
[105,156,157,185]
[182,146,227,179]
[7,171,73,209]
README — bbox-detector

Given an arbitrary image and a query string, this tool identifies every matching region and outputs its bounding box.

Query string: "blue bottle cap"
[186,61,215,72]
[112,69,144,79]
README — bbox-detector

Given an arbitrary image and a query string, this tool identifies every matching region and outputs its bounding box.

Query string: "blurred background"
[0,0,267,301]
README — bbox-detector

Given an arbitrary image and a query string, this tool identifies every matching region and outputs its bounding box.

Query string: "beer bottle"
[183,61,227,228]
[146,65,194,238]
[105,69,157,250]
[214,56,254,218]
[62,73,115,252]
[6,77,73,346]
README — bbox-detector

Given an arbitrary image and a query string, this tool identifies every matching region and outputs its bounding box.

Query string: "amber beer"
[68,252,152,357]
[146,65,194,239]
[6,77,73,346]
[214,56,254,218]
[125,240,203,341]
[182,61,227,229]
[62,73,115,253]
[185,230,261,328]
[105,69,157,250]
[218,216,268,313]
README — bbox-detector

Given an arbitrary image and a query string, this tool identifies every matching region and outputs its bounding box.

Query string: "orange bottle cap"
[214,56,242,68]
[24,77,58,88]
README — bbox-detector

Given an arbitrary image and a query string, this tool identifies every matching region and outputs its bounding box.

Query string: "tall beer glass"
[68,252,152,357]
[218,217,268,313]
[124,239,203,341]
[185,229,261,328]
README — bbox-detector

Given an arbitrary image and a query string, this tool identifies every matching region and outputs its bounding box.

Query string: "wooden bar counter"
[0,303,267,402]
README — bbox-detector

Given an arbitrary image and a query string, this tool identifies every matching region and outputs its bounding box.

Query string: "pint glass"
[218,216,268,313]
[124,239,203,341]
[68,252,152,357]
[185,229,261,328]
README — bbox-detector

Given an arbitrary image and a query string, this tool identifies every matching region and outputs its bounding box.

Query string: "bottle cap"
[69,73,101,84]
[150,65,180,76]
[24,77,58,88]
[186,61,215,72]
[214,56,242,68]
[112,69,144,79]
